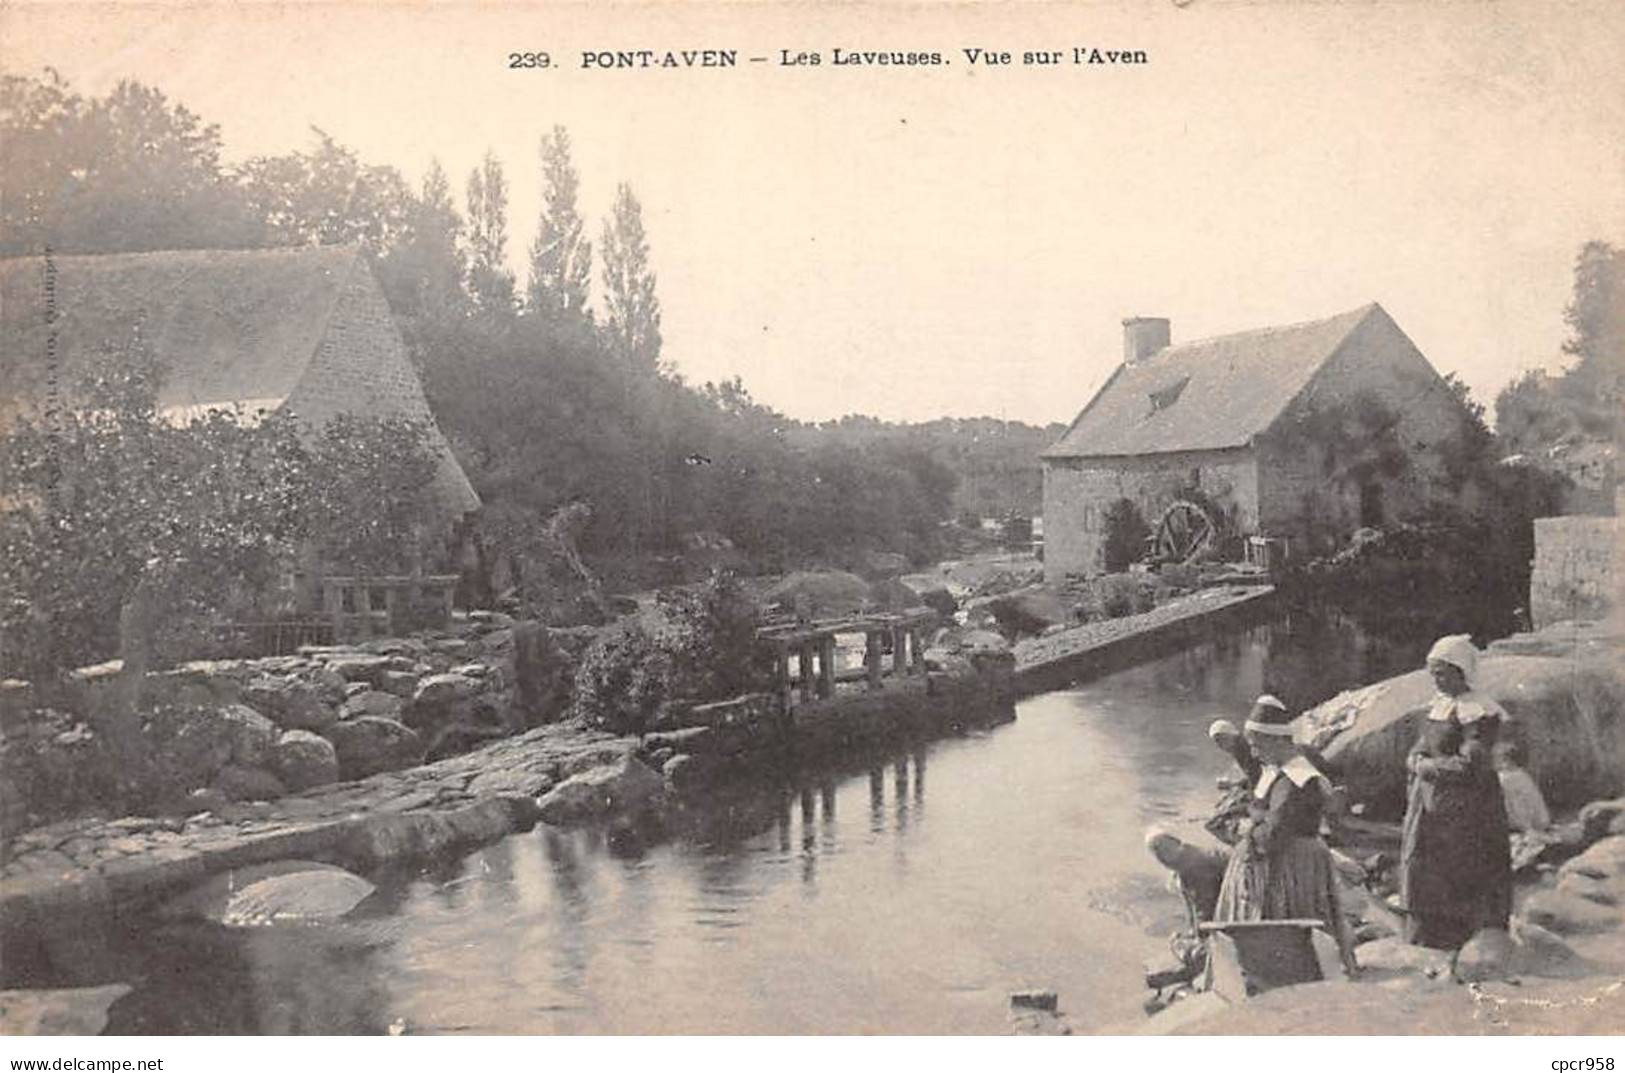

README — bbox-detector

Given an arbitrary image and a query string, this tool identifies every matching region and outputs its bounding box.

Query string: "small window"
[1148,376,1191,414]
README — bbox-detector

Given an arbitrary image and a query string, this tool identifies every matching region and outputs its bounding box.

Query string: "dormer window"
[1148,376,1190,415]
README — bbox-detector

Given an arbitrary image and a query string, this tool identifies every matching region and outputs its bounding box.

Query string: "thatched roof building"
[0,245,479,529]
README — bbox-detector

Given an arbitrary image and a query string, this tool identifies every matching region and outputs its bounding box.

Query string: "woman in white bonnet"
[1398,634,1514,949]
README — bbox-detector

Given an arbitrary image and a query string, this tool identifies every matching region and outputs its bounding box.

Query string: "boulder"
[269,729,339,791]
[143,703,278,789]
[1557,871,1624,906]
[450,662,493,679]
[379,670,421,697]
[1559,835,1625,881]
[324,717,425,780]
[1580,797,1625,842]
[1319,651,1625,812]
[960,629,1012,654]
[324,655,393,685]
[158,860,374,925]
[338,689,404,722]
[764,570,873,618]
[242,676,337,732]
[0,984,132,1035]
[984,586,1069,636]
[412,672,483,707]
[662,752,705,790]
[1351,936,1454,979]
[1510,919,1594,977]
[537,756,668,826]
[304,666,348,704]
[1518,888,1623,936]
[645,726,715,754]
[210,764,288,802]
[1452,927,1515,982]
[511,621,571,726]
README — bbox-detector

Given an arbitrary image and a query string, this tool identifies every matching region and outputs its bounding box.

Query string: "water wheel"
[1151,500,1217,564]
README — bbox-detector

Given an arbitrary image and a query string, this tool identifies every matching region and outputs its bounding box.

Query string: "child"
[1495,739,1552,871]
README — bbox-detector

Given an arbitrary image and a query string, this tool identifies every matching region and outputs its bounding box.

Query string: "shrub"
[1101,498,1149,573]
[1072,573,1157,622]
[571,572,773,733]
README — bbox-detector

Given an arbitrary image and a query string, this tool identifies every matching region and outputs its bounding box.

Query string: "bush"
[571,572,773,733]
[1072,573,1157,623]
[1101,498,1149,573]
[0,349,442,676]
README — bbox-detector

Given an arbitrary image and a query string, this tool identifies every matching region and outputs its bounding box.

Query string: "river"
[89,610,1430,1034]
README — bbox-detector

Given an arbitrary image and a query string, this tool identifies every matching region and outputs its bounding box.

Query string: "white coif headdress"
[1426,634,1479,684]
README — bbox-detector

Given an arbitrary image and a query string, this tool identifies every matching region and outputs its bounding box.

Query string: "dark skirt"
[1214,835,1356,971]
[1400,777,1513,949]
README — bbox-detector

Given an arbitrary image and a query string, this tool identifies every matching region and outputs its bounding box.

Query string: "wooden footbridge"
[756,609,939,712]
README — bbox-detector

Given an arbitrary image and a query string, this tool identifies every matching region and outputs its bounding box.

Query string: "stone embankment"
[1012,585,1276,689]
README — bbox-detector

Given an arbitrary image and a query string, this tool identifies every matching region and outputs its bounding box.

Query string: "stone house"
[0,245,480,534]
[1041,303,1472,582]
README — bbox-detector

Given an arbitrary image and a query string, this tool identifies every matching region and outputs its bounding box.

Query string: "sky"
[4,0,1623,426]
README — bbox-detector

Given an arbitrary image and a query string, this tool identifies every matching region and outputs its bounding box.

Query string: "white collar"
[1428,692,1503,723]
[1254,755,1325,797]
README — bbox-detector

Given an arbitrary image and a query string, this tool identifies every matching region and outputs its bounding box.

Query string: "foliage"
[600,183,663,373]
[1071,573,1157,623]
[464,151,516,317]
[1101,497,1149,572]
[0,72,262,255]
[571,572,771,733]
[237,129,412,252]
[1268,389,1411,491]
[0,347,307,675]
[0,347,441,675]
[1495,241,1624,457]
[1,71,999,592]
[526,125,593,331]
[305,413,440,575]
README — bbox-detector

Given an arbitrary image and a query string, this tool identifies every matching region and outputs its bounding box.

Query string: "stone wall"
[1041,449,1258,582]
[282,260,478,528]
[1531,515,1622,628]
[1256,309,1473,557]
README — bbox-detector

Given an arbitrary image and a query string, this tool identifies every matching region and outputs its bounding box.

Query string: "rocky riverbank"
[1119,619,1625,1036]
[0,605,1017,1008]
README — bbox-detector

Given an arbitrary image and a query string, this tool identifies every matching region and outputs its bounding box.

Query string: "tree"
[1495,240,1624,455]
[525,125,593,330]
[375,159,470,359]
[465,151,516,317]
[0,345,310,678]
[238,129,412,253]
[600,182,664,373]
[0,72,262,255]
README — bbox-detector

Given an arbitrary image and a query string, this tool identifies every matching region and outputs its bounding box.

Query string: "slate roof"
[1042,303,1381,458]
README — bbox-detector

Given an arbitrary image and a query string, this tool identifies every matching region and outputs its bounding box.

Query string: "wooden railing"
[320,574,459,641]
[757,608,939,712]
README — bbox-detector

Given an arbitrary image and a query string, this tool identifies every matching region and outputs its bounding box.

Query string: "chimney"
[1122,316,1170,365]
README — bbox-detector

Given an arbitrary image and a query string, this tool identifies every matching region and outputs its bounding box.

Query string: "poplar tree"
[525,125,592,329]
[600,182,663,374]
[465,151,515,317]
